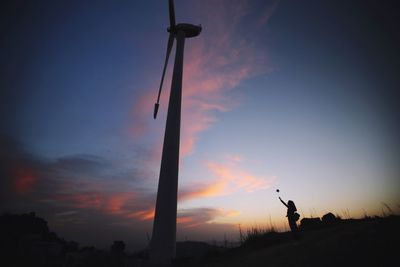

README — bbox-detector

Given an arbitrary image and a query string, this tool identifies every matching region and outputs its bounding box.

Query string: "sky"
[1,0,399,251]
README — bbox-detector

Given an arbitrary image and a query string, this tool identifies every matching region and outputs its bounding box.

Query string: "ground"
[174,216,399,267]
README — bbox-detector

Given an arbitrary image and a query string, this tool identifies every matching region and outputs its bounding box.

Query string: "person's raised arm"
[279,197,288,207]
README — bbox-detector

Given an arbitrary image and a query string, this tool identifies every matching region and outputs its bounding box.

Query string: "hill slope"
[178,216,399,267]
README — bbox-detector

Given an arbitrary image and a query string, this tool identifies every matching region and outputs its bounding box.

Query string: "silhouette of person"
[279,197,299,238]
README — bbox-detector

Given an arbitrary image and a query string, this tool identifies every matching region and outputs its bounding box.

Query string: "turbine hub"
[168,23,201,38]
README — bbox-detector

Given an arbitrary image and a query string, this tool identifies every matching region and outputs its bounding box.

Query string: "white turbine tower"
[150,0,201,264]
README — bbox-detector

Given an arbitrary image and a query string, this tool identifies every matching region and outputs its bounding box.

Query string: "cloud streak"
[0,135,242,230]
[177,207,240,228]
[131,0,274,158]
[180,156,276,201]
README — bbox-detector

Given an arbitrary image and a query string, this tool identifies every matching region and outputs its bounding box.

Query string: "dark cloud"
[178,207,230,225]
[0,134,240,249]
[176,207,238,242]
[0,134,157,249]
[51,154,109,174]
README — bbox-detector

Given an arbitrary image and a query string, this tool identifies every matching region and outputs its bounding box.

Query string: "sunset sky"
[1,0,399,251]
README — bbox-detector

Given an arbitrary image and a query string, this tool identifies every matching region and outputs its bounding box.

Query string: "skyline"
[1,0,399,251]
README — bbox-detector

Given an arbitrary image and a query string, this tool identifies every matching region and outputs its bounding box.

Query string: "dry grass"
[177,215,400,267]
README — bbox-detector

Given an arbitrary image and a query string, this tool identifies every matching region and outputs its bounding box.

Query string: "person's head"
[288,200,296,210]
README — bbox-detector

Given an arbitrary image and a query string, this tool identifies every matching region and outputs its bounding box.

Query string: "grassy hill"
[174,215,399,267]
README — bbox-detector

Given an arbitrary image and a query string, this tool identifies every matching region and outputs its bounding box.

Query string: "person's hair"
[288,200,296,211]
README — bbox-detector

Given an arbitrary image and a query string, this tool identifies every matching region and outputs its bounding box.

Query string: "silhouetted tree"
[0,212,67,266]
[65,240,79,252]
[111,240,125,254]
[0,212,49,238]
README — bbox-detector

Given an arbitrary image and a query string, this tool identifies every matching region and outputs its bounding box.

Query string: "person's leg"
[289,219,299,240]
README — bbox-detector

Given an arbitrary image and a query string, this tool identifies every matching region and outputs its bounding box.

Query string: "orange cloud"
[127,208,155,221]
[225,209,241,217]
[177,216,194,224]
[105,193,135,215]
[180,156,276,202]
[177,207,240,229]
[179,180,227,201]
[207,161,275,193]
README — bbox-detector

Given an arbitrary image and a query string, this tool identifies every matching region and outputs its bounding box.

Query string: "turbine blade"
[154,33,174,119]
[169,0,176,28]
[153,103,160,119]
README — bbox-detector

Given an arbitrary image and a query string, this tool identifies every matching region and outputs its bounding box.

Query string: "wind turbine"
[150,0,201,264]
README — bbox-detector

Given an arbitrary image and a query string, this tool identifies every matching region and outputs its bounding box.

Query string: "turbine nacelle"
[168,23,202,38]
[154,0,202,119]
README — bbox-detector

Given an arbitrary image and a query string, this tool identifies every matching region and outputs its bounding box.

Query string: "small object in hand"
[276,189,280,193]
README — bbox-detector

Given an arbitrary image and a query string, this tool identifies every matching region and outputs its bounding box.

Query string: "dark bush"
[111,240,125,254]
[322,212,339,225]
[300,217,322,231]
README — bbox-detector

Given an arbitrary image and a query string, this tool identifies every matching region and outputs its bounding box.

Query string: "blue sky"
[1,0,399,251]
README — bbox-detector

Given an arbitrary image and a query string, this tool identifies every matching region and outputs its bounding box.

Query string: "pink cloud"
[131,0,274,158]
[56,192,104,210]
[12,167,37,195]
[227,154,242,163]
[52,190,139,219]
